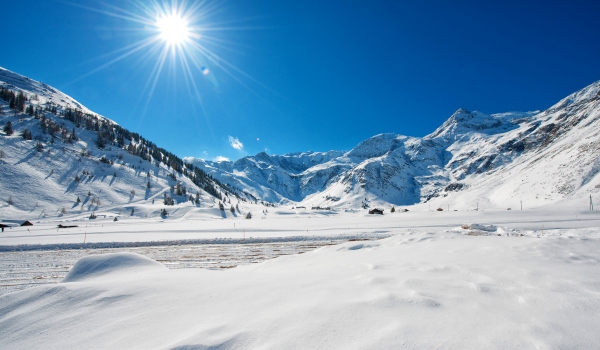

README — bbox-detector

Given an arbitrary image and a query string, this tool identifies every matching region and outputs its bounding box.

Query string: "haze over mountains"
[1,65,599,218]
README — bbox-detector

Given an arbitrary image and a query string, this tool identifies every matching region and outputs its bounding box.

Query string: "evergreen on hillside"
[0,83,243,203]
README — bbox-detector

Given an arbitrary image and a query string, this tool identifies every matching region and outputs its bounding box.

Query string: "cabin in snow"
[0,220,33,228]
[369,208,384,215]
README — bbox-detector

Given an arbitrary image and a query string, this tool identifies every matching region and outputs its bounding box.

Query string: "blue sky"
[2,0,600,161]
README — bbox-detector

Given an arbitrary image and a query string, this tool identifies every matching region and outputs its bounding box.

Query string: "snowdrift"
[62,252,167,282]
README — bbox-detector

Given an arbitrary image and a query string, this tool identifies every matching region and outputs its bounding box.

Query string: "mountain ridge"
[185,80,600,209]
[2,65,599,215]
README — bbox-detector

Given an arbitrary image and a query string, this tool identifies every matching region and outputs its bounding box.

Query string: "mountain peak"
[428,108,508,139]
[347,133,407,159]
[549,79,600,111]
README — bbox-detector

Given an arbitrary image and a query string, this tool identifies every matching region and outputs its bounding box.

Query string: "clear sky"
[2,0,600,161]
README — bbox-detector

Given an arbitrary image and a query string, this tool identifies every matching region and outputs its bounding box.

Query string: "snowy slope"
[2,220,600,349]
[436,81,600,210]
[0,67,236,222]
[0,69,94,115]
[187,81,600,210]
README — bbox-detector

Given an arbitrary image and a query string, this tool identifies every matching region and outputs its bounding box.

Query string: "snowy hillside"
[187,81,600,210]
[0,67,245,222]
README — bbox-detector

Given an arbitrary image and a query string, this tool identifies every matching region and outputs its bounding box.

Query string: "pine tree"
[40,116,47,134]
[96,133,105,149]
[21,129,32,140]
[16,92,26,112]
[3,121,13,135]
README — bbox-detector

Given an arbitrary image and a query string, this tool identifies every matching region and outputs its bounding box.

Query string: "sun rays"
[62,0,265,117]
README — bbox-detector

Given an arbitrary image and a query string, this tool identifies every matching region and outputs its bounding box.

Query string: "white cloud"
[214,156,229,162]
[228,136,244,150]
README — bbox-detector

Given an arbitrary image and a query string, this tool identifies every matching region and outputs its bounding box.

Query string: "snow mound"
[62,252,167,282]
[458,224,522,237]
[337,242,381,251]
[469,223,497,232]
[459,223,500,236]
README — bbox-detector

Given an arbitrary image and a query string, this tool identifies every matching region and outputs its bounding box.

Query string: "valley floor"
[1,206,600,349]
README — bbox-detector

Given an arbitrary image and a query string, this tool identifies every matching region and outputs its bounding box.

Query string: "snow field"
[1,208,600,349]
[2,205,598,246]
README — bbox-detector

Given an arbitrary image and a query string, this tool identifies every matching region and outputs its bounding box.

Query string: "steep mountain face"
[187,81,600,209]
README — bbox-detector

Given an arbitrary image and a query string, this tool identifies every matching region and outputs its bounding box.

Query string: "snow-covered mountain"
[2,65,599,215]
[186,80,600,210]
[0,67,244,221]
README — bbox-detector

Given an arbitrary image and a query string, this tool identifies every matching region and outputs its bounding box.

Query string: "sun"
[69,0,267,113]
[156,14,190,45]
